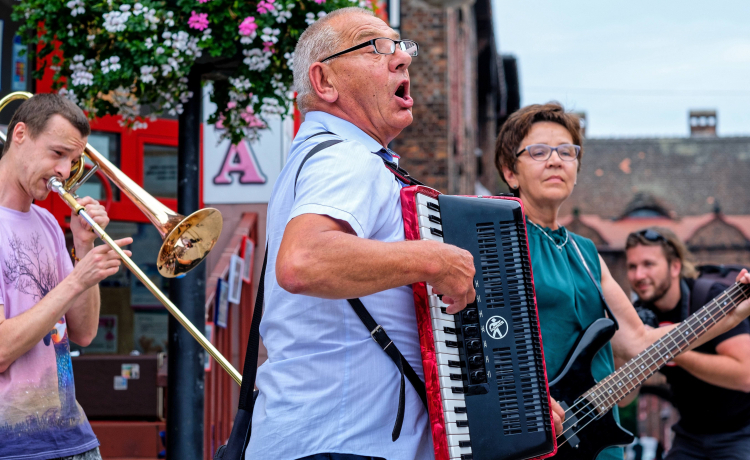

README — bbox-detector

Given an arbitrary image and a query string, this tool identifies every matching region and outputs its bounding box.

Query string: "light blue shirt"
[246,112,433,460]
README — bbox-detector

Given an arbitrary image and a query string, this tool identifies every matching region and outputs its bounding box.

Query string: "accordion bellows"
[401,186,557,460]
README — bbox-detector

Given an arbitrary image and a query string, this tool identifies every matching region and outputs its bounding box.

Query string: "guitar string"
[557,284,743,439]
[558,282,743,424]
[556,283,748,443]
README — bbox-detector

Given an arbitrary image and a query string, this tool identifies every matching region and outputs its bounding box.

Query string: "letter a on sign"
[213,140,267,185]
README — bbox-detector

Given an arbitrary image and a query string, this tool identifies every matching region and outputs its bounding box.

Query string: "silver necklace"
[527,218,569,251]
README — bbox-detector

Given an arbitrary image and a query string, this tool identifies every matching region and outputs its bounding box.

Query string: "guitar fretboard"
[583,282,750,414]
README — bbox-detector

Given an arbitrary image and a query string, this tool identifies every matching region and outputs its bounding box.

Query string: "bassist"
[627,227,750,460]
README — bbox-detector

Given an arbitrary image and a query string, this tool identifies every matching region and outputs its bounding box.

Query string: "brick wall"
[393,0,480,195]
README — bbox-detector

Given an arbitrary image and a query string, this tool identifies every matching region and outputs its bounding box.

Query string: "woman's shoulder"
[567,229,600,262]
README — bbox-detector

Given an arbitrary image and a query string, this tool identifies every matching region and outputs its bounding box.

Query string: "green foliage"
[13,0,369,144]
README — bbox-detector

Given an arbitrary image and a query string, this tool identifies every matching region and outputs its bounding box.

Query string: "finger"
[113,237,133,247]
[737,269,749,284]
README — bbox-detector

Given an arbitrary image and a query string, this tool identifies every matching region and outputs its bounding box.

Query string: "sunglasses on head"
[638,229,667,243]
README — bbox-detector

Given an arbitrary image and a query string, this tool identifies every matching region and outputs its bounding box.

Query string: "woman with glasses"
[494,102,750,460]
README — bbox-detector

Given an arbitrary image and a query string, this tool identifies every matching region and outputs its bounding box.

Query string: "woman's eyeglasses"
[516,144,581,162]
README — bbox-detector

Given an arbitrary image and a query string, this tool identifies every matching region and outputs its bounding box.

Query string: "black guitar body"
[548,318,635,460]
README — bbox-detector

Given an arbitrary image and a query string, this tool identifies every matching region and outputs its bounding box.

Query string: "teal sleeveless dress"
[525,219,623,460]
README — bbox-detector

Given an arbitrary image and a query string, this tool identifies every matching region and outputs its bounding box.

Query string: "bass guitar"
[548,281,750,460]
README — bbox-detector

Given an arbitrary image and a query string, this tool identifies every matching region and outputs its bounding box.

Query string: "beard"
[640,275,673,304]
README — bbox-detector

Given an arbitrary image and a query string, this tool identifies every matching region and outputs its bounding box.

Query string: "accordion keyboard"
[408,190,556,460]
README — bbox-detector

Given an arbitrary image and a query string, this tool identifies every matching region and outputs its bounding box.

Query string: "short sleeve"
[289,141,390,239]
[702,282,750,349]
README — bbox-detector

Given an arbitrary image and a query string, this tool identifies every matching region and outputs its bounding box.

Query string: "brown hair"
[2,93,90,157]
[494,102,583,189]
[625,227,698,279]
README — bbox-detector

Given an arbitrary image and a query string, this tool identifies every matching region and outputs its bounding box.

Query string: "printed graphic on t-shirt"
[0,228,96,458]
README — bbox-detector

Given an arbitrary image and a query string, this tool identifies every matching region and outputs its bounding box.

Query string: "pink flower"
[257,0,275,14]
[227,101,237,109]
[313,0,325,4]
[197,0,211,3]
[263,42,275,53]
[241,106,265,128]
[188,11,209,31]
[216,114,225,129]
[239,16,258,36]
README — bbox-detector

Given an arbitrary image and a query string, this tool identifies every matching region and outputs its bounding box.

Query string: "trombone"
[0,91,242,385]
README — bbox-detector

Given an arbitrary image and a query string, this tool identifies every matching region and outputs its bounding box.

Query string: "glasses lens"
[527,145,551,160]
[400,40,419,56]
[374,38,396,54]
[557,144,579,160]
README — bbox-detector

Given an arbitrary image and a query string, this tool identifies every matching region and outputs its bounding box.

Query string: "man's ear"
[502,165,518,189]
[11,122,28,149]
[670,258,682,280]
[309,62,338,104]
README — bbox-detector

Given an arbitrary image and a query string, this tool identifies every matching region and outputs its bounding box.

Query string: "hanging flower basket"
[13,0,370,144]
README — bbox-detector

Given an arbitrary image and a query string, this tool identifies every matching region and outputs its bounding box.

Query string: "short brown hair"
[626,227,698,279]
[494,102,583,189]
[2,93,90,156]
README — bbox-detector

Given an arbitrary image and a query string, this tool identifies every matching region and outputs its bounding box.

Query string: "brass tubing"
[48,178,242,385]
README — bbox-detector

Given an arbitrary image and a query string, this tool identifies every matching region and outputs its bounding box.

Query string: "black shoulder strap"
[238,246,268,412]
[347,298,428,441]
[569,237,620,330]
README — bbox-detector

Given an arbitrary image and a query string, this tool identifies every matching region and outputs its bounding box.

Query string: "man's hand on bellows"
[70,237,133,291]
[427,241,476,314]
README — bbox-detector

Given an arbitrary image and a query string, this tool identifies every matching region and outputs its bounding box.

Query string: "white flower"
[140,65,156,84]
[243,48,272,72]
[276,10,292,22]
[86,34,96,42]
[119,4,130,11]
[145,37,154,49]
[317,11,326,18]
[305,12,315,25]
[103,10,131,32]
[156,47,165,55]
[164,40,172,47]
[67,0,85,16]
[133,3,144,15]
[73,54,85,62]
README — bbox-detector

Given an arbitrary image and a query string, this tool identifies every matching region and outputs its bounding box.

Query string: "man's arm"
[671,333,750,392]
[0,238,131,372]
[276,213,476,313]
[600,256,750,363]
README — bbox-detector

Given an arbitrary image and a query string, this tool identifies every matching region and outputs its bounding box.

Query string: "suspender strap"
[294,138,343,199]
[570,238,620,330]
[347,298,428,441]
[238,247,269,411]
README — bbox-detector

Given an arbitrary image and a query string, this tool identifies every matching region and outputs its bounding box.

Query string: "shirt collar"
[299,111,396,163]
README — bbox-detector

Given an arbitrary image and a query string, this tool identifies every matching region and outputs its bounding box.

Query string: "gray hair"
[293,7,374,113]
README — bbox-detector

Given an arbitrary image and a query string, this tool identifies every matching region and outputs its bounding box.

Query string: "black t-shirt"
[636,278,750,435]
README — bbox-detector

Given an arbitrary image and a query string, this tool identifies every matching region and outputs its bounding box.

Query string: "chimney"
[574,112,587,137]
[689,110,717,137]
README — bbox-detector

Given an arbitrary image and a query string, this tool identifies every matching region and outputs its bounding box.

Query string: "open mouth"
[395,83,406,98]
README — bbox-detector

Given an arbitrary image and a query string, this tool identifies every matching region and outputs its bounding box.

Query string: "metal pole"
[168,69,205,459]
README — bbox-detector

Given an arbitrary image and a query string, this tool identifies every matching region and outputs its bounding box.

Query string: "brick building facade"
[560,116,750,292]
[391,0,511,194]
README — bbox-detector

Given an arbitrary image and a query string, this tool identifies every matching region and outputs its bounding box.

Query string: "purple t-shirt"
[0,204,98,459]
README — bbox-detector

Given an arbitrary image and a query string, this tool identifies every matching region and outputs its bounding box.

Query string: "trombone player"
[0,94,131,460]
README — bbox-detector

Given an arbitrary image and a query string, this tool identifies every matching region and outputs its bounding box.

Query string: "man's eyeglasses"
[516,144,581,162]
[319,38,419,63]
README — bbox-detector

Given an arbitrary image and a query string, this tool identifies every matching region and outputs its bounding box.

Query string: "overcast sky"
[492,1,750,138]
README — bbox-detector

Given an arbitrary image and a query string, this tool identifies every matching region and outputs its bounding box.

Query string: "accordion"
[401,186,557,460]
